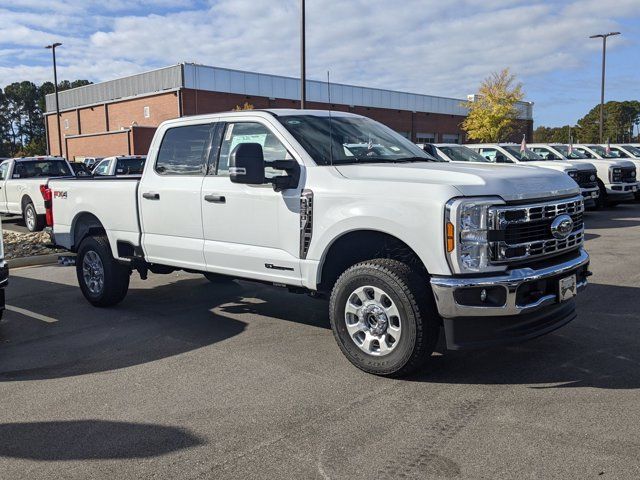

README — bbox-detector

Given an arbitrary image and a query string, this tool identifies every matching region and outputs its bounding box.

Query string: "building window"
[442,134,460,144]
[64,118,69,130]
[416,132,436,144]
[143,106,150,118]
[396,131,411,139]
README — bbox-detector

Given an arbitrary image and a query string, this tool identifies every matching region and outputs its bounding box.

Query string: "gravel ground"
[3,230,62,259]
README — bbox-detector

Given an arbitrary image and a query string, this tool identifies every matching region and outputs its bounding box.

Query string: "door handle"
[204,194,226,204]
[142,192,160,200]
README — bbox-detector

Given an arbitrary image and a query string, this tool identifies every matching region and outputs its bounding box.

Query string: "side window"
[156,123,214,175]
[576,148,593,159]
[217,122,291,179]
[0,162,8,181]
[532,147,550,159]
[480,148,497,162]
[93,160,110,176]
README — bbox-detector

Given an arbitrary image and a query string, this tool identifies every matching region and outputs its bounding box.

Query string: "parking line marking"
[6,305,59,323]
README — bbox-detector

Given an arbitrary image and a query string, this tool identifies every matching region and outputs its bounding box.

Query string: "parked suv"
[467,143,600,208]
[46,110,590,377]
[528,144,636,207]
[0,156,73,231]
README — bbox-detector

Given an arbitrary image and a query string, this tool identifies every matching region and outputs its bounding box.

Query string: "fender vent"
[300,189,313,259]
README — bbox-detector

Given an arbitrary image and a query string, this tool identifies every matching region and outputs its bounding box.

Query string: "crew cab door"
[0,161,9,212]
[201,119,303,284]
[138,121,215,270]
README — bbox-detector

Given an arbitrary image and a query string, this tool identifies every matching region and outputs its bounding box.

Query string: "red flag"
[605,139,611,154]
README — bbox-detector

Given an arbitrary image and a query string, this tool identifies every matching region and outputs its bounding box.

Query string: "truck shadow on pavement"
[0,420,203,460]
[0,275,251,382]
[418,282,640,390]
[584,204,640,230]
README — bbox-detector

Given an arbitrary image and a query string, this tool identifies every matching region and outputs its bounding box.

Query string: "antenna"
[327,70,333,166]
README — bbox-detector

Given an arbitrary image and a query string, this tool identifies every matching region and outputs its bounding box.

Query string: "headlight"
[445,197,505,274]
[568,170,578,179]
[610,167,622,183]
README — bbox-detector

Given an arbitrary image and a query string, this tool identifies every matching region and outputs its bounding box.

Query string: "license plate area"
[559,274,577,302]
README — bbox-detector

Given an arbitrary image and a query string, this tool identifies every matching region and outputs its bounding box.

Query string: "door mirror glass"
[230,143,265,185]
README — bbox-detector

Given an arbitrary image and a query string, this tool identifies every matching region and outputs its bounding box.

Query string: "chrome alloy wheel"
[25,206,35,231]
[82,250,105,295]
[344,285,402,356]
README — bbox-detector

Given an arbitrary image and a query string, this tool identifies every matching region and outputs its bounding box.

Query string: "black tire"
[203,272,234,283]
[23,202,44,232]
[76,235,130,307]
[329,258,440,377]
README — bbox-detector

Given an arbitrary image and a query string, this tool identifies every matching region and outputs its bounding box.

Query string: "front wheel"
[76,235,130,307]
[23,202,44,232]
[329,258,440,377]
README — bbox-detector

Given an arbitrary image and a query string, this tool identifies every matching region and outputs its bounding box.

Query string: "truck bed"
[49,176,141,253]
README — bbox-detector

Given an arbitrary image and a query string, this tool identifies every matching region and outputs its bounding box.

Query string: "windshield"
[554,145,588,159]
[502,146,544,161]
[589,145,620,158]
[621,145,640,157]
[438,145,489,162]
[12,160,72,178]
[116,157,145,175]
[279,115,441,165]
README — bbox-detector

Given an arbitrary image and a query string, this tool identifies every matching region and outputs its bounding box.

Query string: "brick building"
[44,63,534,160]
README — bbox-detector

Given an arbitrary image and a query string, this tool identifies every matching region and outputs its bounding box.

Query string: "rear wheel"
[76,235,130,307]
[329,258,440,377]
[23,202,44,232]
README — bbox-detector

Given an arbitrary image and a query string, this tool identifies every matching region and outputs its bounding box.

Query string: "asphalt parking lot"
[1,204,640,480]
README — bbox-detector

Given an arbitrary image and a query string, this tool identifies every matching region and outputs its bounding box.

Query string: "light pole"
[589,32,620,143]
[45,42,63,157]
[300,0,306,109]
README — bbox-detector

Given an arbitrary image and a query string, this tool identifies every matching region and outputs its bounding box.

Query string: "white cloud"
[0,0,637,126]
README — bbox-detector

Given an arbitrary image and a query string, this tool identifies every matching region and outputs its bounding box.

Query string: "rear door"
[138,121,215,270]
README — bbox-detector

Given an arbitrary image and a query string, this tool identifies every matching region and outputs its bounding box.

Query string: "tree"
[233,101,254,111]
[576,101,640,143]
[462,68,524,142]
[533,125,575,143]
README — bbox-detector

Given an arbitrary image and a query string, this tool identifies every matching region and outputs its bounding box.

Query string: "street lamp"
[300,0,306,109]
[589,32,620,143]
[45,42,63,157]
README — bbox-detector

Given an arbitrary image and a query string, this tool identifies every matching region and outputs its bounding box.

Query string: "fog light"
[480,289,487,302]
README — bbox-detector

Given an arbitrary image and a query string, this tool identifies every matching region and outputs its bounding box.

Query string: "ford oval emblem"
[550,214,574,240]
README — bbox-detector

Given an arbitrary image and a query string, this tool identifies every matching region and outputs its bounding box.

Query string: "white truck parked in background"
[0,156,73,231]
[574,144,640,201]
[92,155,147,176]
[529,143,637,207]
[46,110,590,377]
[467,143,600,208]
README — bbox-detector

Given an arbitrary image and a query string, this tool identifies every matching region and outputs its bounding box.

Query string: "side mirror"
[495,154,506,163]
[230,143,265,185]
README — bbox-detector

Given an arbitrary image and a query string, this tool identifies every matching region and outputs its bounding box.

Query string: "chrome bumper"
[580,186,599,199]
[605,181,639,195]
[430,248,589,318]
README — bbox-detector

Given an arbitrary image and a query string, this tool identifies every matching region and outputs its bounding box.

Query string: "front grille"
[621,167,636,183]
[488,196,585,263]
[575,169,597,188]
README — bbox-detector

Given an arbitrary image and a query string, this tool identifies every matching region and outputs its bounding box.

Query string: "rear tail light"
[40,184,53,227]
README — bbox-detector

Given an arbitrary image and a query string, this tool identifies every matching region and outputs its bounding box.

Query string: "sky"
[0,0,638,127]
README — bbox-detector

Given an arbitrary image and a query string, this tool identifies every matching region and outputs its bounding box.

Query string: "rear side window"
[156,124,214,175]
[0,162,8,180]
[12,160,71,178]
[116,158,145,175]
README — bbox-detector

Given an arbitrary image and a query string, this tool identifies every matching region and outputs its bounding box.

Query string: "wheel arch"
[317,229,428,293]
[71,211,106,252]
[20,194,33,212]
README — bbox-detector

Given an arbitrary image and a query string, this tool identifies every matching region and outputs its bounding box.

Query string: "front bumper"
[605,181,638,197]
[580,186,599,207]
[430,248,589,350]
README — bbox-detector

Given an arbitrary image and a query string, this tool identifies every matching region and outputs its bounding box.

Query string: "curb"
[7,253,68,269]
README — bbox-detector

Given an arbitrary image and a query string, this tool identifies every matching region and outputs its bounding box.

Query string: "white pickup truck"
[529,143,637,207]
[467,143,600,208]
[92,155,146,176]
[46,110,590,377]
[0,156,74,231]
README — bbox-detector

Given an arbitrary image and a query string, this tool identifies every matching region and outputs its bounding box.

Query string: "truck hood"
[334,162,579,202]
[523,160,592,172]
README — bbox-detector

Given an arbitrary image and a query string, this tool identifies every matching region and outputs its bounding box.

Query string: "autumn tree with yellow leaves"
[462,69,524,142]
